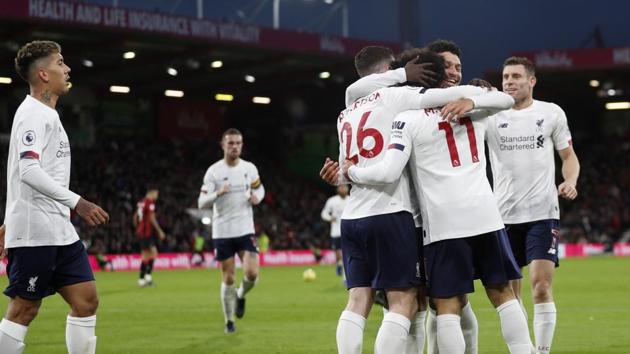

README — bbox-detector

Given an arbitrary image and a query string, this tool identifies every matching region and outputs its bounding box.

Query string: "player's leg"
[428,292,478,354]
[138,244,150,287]
[336,218,375,354]
[477,230,531,354]
[58,282,98,354]
[220,257,238,333]
[373,212,421,354]
[236,248,259,319]
[505,224,529,318]
[144,245,158,285]
[1,245,57,353]
[405,287,427,354]
[375,287,417,354]
[235,235,260,318]
[55,240,99,354]
[0,297,40,354]
[338,287,373,354]
[526,220,560,354]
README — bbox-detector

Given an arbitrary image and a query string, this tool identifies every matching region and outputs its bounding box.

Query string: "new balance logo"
[536,135,544,148]
[498,123,509,128]
[415,262,421,278]
[27,276,38,292]
[392,121,406,130]
[548,229,559,255]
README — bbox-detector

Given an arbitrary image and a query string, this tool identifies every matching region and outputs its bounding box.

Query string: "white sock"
[406,311,426,354]
[66,315,97,354]
[336,310,366,354]
[461,302,478,354]
[221,282,237,323]
[534,302,556,354]
[0,319,27,354]
[375,312,411,354]
[427,308,438,354]
[497,300,532,354]
[237,276,257,299]
[437,314,465,354]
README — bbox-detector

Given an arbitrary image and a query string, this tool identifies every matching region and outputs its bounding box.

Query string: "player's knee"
[7,303,40,325]
[244,269,258,281]
[532,279,553,302]
[223,274,236,285]
[73,295,99,317]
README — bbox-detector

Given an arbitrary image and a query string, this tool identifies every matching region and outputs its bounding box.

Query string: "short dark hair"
[14,40,61,82]
[354,46,394,77]
[222,128,242,140]
[426,39,462,58]
[392,48,446,88]
[503,56,536,76]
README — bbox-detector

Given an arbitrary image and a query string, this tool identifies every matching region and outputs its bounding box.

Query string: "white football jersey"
[389,108,504,244]
[4,95,80,247]
[200,159,261,239]
[337,87,432,220]
[486,100,572,224]
[321,195,348,237]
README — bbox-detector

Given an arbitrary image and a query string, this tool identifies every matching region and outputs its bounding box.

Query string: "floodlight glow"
[123,51,136,59]
[319,71,331,79]
[589,80,599,87]
[605,102,630,110]
[0,77,12,84]
[245,75,256,83]
[201,217,211,225]
[211,60,223,68]
[215,93,234,101]
[110,85,130,93]
[82,59,93,68]
[165,90,184,97]
[252,96,271,104]
[167,67,178,76]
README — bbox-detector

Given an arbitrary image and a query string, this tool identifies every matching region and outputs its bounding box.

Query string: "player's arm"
[553,107,580,200]
[345,113,414,185]
[17,122,108,225]
[345,68,406,106]
[0,224,6,260]
[249,172,265,206]
[150,212,166,239]
[198,169,223,209]
[440,90,515,122]
[320,199,333,222]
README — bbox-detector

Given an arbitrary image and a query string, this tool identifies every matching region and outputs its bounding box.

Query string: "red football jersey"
[135,198,155,238]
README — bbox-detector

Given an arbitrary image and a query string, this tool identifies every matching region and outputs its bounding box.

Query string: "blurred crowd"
[1,132,629,254]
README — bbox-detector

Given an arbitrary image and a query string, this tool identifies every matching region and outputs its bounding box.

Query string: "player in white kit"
[324,49,518,354]
[342,57,535,353]
[0,40,109,354]
[485,57,580,354]
[343,40,480,354]
[198,128,265,334]
[321,185,349,278]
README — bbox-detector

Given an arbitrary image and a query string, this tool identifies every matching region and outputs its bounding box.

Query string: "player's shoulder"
[15,96,56,124]
[206,159,226,173]
[239,159,257,169]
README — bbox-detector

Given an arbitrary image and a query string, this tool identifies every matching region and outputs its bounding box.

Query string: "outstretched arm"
[346,148,410,185]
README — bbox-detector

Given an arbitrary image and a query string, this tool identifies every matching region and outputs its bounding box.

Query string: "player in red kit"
[133,187,166,287]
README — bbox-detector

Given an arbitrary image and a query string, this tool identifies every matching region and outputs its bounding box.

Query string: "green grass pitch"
[0,256,629,353]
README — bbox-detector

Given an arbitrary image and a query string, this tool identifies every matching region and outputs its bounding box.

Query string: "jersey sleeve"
[321,198,333,221]
[551,105,572,150]
[198,168,218,209]
[249,163,265,203]
[345,68,406,106]
[15,112,47,162]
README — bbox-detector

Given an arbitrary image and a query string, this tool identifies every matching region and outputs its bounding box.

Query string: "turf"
[0,256,628,353]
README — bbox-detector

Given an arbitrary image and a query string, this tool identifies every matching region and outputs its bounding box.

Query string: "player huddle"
[320,41,579,354]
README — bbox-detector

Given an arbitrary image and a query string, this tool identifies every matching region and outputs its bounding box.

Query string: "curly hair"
[391,48,446,88]
[14,40,61,82]
[426,39,462,58]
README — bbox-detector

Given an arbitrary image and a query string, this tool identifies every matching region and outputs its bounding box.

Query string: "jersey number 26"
[340,111,384,164]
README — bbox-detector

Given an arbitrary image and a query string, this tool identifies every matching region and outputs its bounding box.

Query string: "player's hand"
[319,158,339,186]
[468,78,495,90]
[405,58,437,87]
[558,181,578,200]
[75,198,109,226]
[0,224,7,260]
[341,159,356,181]
[441,98,475,122]
[217,184,231,196]
[249,192,260,205]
